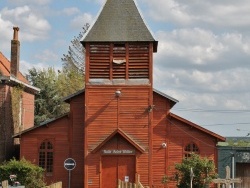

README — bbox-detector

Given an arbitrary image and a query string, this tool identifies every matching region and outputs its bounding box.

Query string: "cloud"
[143,0,250,30]
[155,28,226,67]
[0,15,13,52]
[86,0,105,5]
[154,28,250,73]
[34,49,59,63]
[62,7,80,16]
[20,60,49,75]
[0,6,51,41]
[70,13,94,29]
[8,0,52,6]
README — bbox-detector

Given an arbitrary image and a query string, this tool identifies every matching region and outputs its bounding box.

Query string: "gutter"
[0,75,40,94]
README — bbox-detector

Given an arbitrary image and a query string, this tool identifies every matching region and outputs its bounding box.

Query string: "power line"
[166,118,218,149]
[173,108,250,113]
[202,122,250,126]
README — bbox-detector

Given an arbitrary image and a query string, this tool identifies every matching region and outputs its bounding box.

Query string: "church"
[12,0,225,187]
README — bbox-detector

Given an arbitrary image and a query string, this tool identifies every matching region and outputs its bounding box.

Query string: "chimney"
[11,27,20,77]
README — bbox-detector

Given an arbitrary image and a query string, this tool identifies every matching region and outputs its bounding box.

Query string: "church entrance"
[101,155,135,188]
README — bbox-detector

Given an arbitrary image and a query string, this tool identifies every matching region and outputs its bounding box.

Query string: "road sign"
[64,158,76,171]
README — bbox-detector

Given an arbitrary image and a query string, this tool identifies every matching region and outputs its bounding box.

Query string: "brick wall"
[0,84,15,162]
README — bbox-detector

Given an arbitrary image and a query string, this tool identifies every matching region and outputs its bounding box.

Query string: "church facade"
[15,0,225,188]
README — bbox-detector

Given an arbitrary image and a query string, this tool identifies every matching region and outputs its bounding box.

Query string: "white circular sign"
[64,158,76,170]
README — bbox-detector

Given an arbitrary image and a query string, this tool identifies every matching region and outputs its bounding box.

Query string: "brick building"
[0,27,39,162]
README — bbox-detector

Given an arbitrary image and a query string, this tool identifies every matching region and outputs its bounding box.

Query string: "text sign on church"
[102,149,135,155]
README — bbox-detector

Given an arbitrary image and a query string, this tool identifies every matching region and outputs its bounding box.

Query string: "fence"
[117,174,149,188]
[1,180,25,188]
[46,182,62,188]
[0,180,61,188]
[1,180,8,188]
[117,180,146,188]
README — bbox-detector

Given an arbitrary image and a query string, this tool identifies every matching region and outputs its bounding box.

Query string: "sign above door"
[102,149,135,155]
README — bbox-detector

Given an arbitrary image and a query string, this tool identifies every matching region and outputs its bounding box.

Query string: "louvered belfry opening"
[113,43,126,79]
[128,43,149,79]
[89,43,110,79]
[88,42,150,80]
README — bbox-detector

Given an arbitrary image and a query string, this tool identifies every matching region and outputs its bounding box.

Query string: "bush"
[175,153,217,188]
[0,158,46,188]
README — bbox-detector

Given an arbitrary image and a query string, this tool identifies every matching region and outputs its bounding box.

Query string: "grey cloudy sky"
[0,0,250,137]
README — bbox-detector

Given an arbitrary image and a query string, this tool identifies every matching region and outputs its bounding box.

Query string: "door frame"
[100,154,137,188]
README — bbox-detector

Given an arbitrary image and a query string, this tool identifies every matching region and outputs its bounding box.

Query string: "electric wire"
[172,108,250,127]
[173,108,250,113]
[166,118,218,149]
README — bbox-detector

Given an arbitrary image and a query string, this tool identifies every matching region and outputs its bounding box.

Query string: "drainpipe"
[231,152,235,188]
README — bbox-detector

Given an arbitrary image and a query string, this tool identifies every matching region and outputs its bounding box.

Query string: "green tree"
[0,158,46,188]
[175,153,217,188]
[57,67,85,98]
[27,67,84,125]
[27,67,66,125]
[26,26,88,125]
[61,23,89,74]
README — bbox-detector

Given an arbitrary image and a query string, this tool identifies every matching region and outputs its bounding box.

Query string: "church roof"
[81,0,158,52]
[63,88,178,108]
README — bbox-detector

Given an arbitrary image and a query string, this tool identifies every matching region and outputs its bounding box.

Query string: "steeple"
[81,0,158,52]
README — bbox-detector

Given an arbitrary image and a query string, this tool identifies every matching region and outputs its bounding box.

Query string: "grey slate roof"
[81,0,158,51]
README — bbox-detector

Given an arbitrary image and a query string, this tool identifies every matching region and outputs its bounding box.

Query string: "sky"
[0,0,250,137]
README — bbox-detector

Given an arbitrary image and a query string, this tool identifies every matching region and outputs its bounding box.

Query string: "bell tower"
[81,0,157,187]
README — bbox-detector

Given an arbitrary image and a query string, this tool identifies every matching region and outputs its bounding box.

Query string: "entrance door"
[102,155,135,188]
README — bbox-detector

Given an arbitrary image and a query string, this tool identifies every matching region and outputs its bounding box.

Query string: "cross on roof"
[213,166,242,188]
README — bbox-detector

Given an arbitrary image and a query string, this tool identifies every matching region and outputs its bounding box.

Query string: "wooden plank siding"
[84,86,151,187]
[151,92,218,188]
[70,95,85,188]
[86,43,150,80]
[166,116,217,188]
[20,117,70,186]
[152,93,170,187]
[19,94,85,188]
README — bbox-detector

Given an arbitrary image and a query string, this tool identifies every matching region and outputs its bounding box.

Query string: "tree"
[26,25,88,125]
[27,67,84,125]
[175,153,217,188]
[0,158,46,188]
[57,67,85,98]
[61,23,90,74]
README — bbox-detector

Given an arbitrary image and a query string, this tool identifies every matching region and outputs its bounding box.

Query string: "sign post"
[64,158,76,188]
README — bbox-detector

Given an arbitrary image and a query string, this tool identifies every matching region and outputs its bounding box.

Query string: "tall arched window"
[39,140,53,174]
[184,142,199,158]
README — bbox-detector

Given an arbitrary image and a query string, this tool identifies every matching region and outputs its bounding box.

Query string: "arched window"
[39,140,53,174]
[184,142,199,158]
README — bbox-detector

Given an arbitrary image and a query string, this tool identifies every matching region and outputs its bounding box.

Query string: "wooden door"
[236,163,250,188]
[102,155,135,188]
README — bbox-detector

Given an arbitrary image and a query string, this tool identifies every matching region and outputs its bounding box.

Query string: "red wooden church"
[15,0,225,187]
